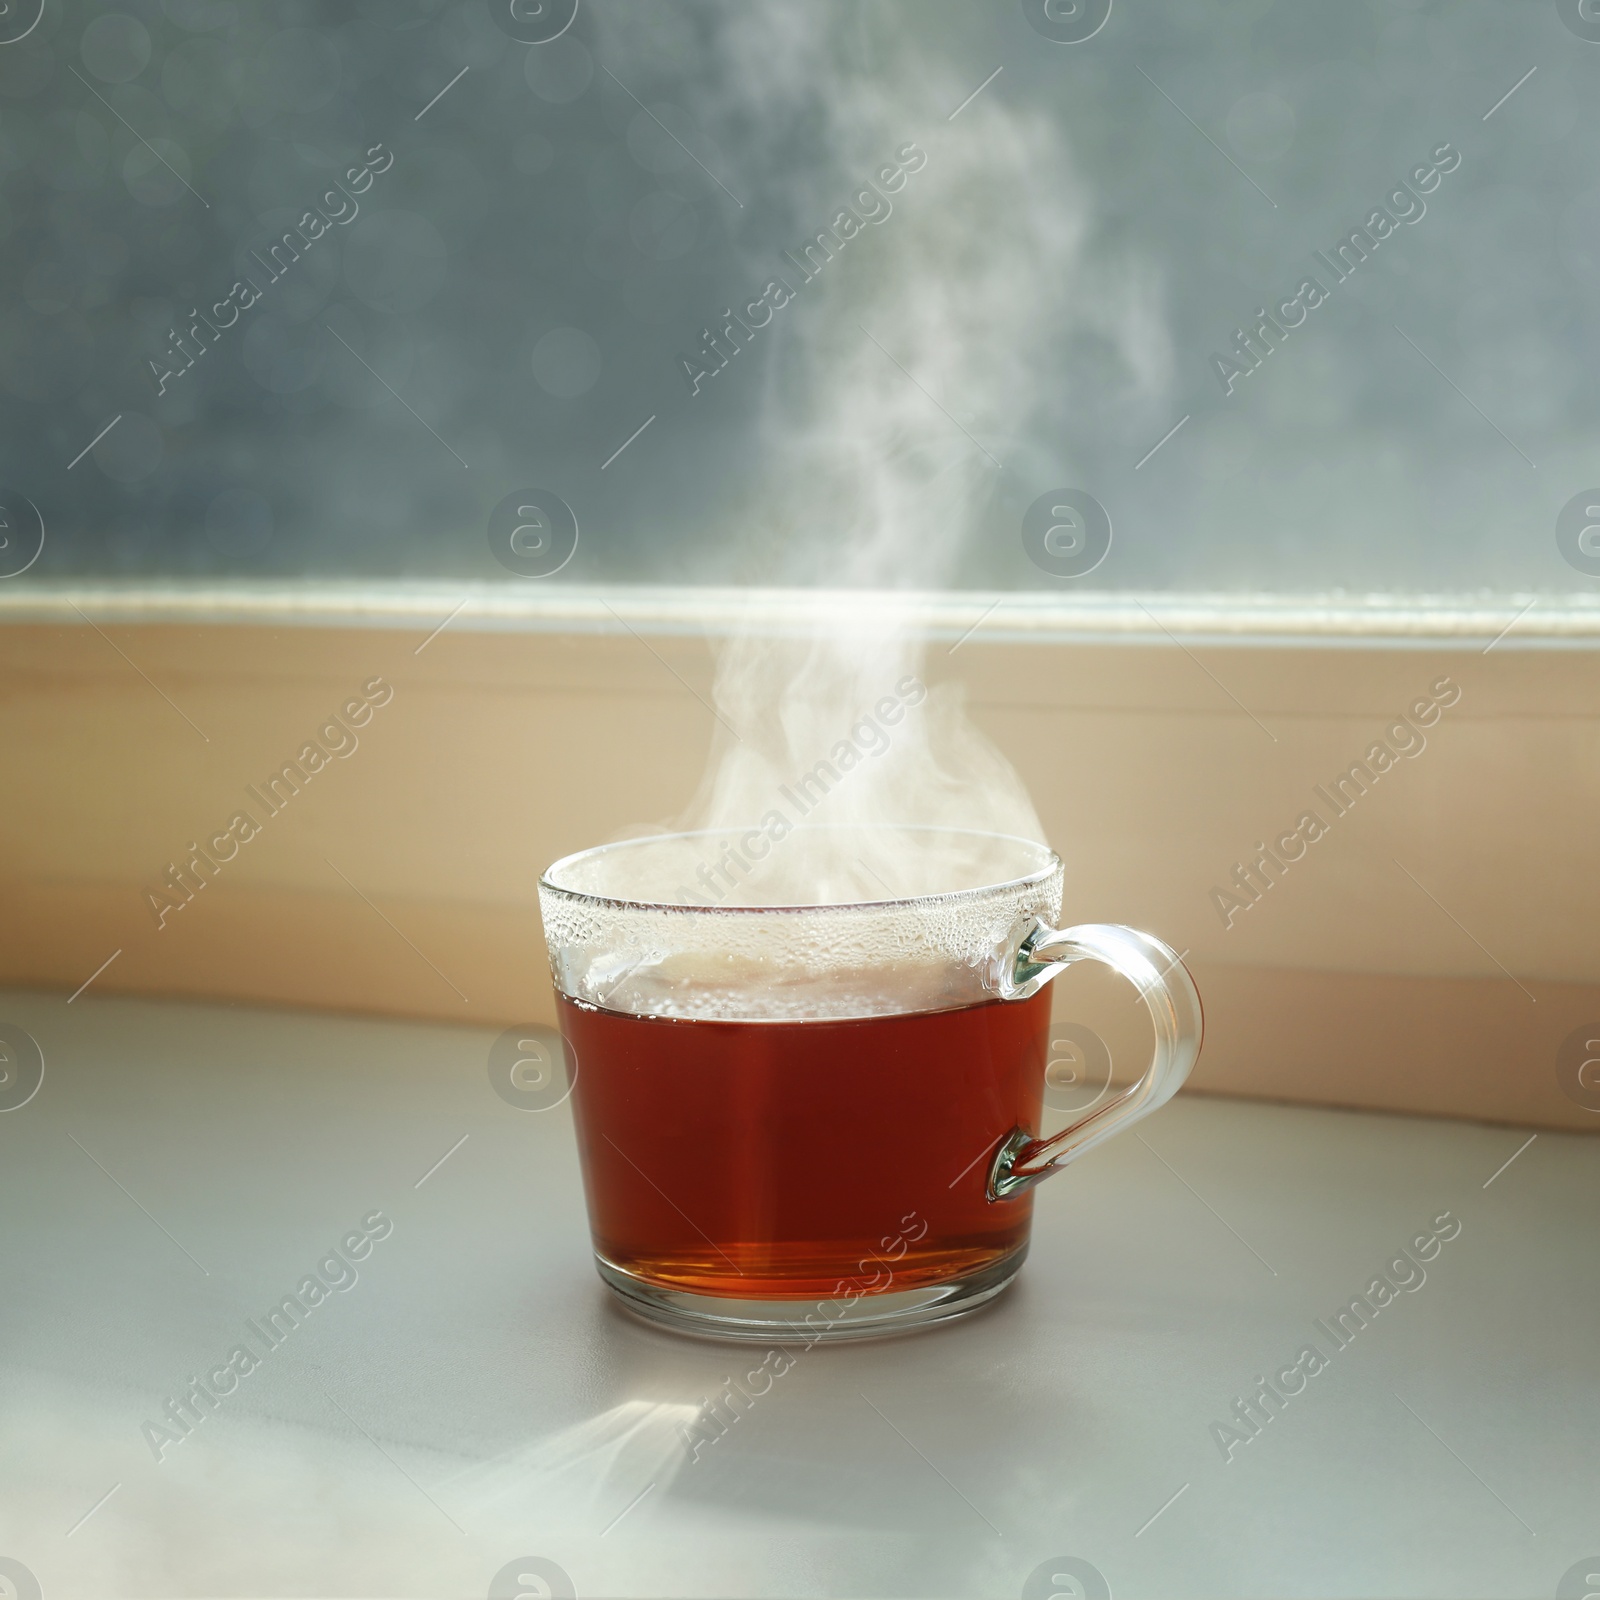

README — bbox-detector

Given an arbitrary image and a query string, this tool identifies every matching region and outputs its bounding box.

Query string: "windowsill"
[4,984,1591,1593]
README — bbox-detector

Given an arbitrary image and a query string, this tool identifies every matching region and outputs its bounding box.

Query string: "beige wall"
[3,615,1595,1131]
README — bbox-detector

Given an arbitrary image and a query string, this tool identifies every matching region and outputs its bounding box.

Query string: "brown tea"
[558,989,1052,1302]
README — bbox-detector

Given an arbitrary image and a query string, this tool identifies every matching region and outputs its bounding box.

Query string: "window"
[3,1,1596,598]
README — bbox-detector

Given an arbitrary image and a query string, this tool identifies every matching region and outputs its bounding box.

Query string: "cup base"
[595,1246,1027,1343]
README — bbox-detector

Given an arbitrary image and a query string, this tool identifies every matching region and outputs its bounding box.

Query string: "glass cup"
[538,826,1202,1342]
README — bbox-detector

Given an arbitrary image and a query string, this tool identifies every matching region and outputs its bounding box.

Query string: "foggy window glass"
[0,0,1594,596]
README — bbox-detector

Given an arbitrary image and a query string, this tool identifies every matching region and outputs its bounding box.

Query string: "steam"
[600,5,1171,904]
[676,618,1047,904]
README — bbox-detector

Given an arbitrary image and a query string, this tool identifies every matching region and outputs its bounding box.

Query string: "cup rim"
[539,825,1061,915]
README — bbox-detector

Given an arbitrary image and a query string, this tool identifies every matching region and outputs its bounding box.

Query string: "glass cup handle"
[988,921,1204,1201]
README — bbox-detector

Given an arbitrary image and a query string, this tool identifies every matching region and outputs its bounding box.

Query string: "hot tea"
[539,827,1200,1339]
[559,989,1053,1302]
